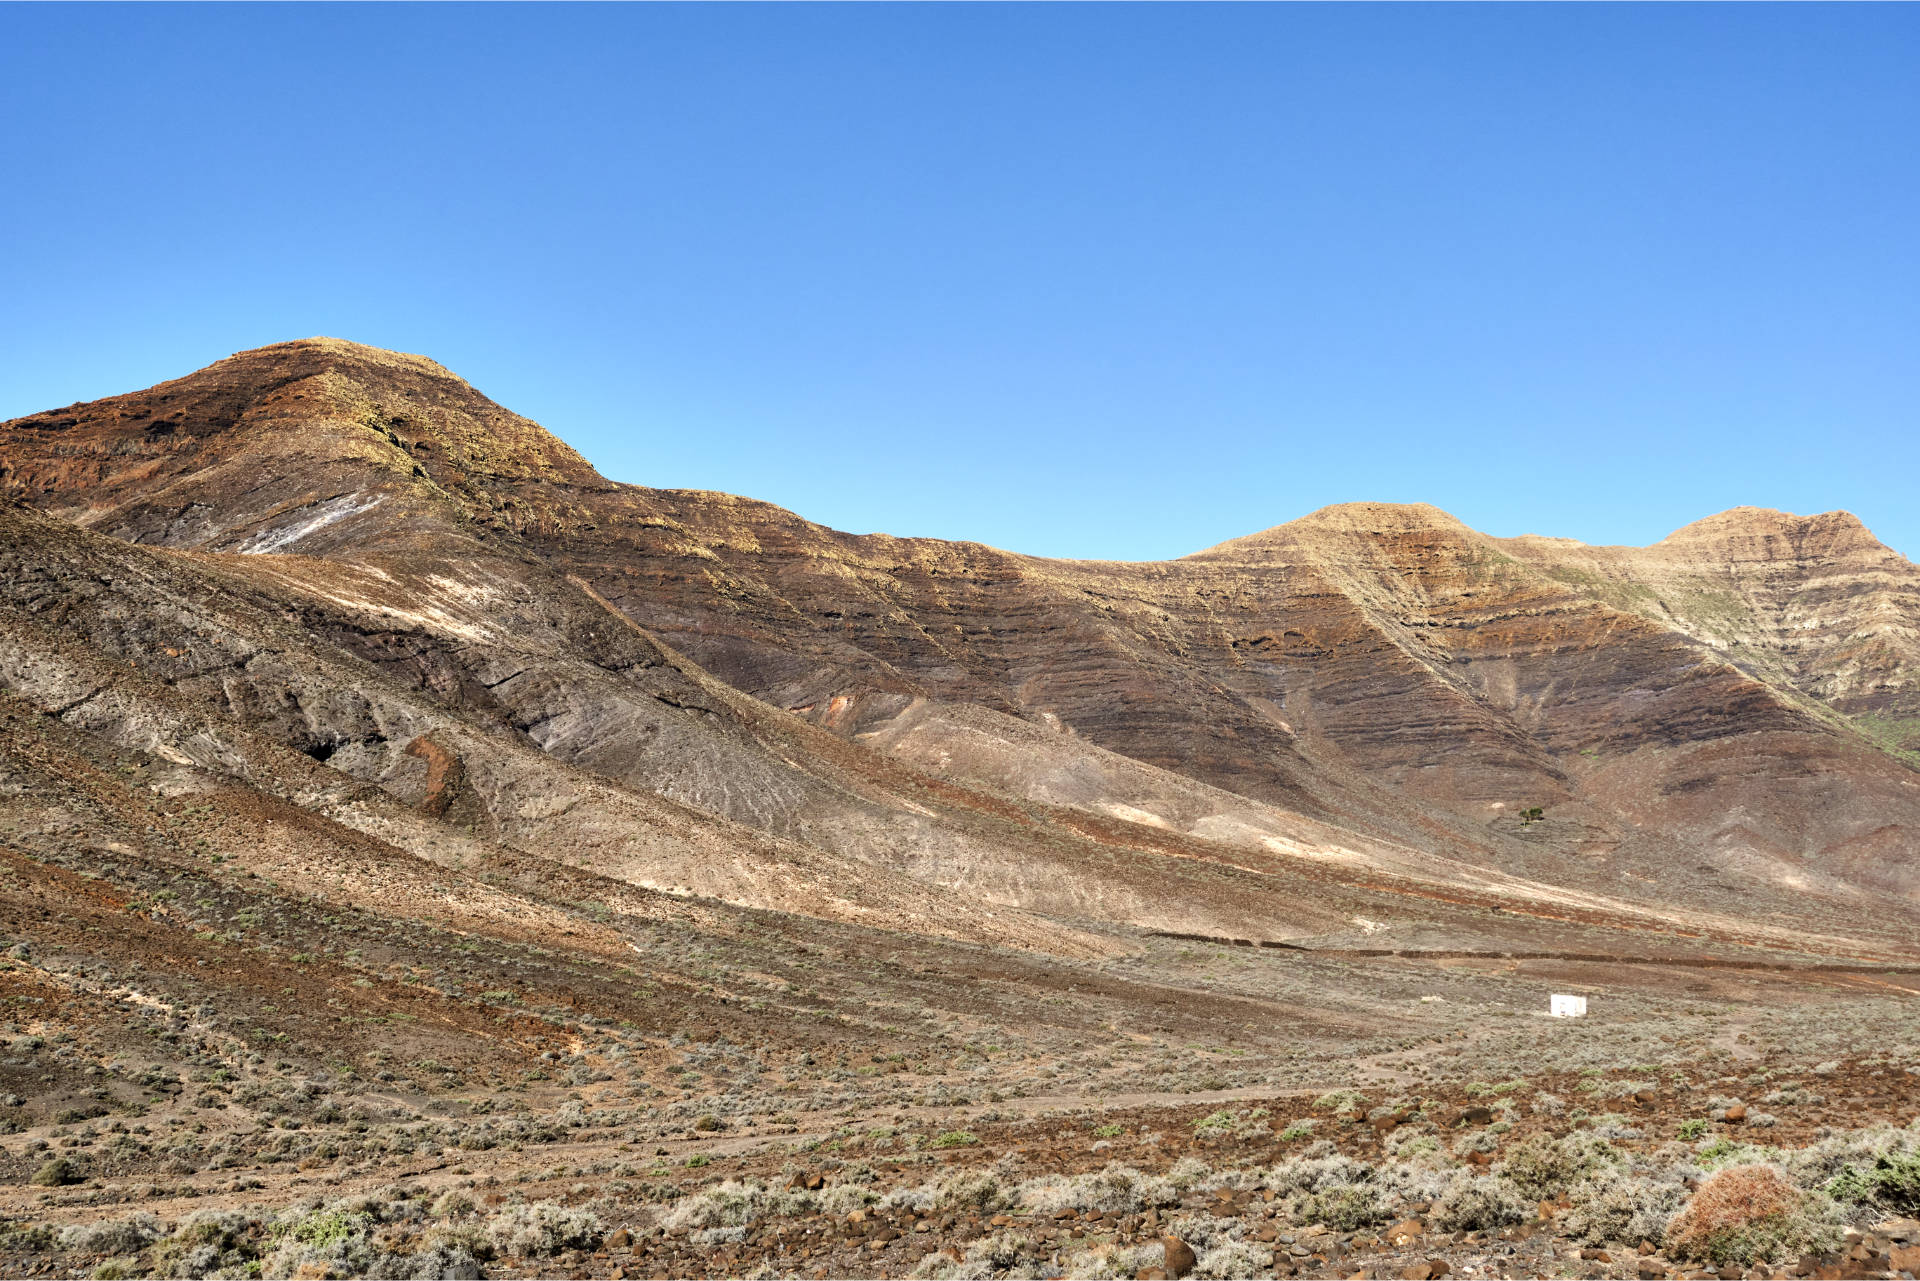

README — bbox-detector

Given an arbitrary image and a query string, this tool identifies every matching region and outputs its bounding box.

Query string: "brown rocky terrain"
[1,338,1917,1281]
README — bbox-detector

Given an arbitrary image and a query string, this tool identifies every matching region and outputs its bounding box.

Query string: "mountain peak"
[1,337,603,551]
[1182,501,1478,562]
[1655,507,1892,563]
[213,336,469,382]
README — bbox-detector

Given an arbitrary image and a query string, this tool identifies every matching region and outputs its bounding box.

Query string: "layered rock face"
[4,338,1917,955]
[1503,509,1920,753]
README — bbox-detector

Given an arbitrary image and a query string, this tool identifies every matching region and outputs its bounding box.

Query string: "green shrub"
[1191,1110,1236,1138]
[1312,1090,1365,1114]
[1826,1151,1920,1214]
[30,1157,77,1187]
[931,1130,978,1149]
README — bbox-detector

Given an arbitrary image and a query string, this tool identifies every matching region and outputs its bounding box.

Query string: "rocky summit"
[1,339,1917,1281]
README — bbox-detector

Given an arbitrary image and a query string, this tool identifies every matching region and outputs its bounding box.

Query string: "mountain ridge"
[4,338,1917,964]
[9,336,1910,567]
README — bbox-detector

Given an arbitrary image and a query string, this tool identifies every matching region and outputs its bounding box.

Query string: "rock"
[1891,1244,1920,1272]
[606,1229,633,1249]
[1723,1103,1747,1123]
[1161,1236,1197,1279]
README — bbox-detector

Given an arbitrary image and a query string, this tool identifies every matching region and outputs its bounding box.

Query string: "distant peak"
[1285,501,1471,532]
[1658,506,1866,542]
[1183,501,1479,562]
[1655,507,1888,561]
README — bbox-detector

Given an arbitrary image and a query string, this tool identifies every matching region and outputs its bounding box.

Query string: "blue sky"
[3,4,1915,561]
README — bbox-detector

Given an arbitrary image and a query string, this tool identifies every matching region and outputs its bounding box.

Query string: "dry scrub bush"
[57,1214,161,1256]
[481,1201,601,1258]
[1562,1170,1690,1247]
[1195,1239,1275,1278]
[1497,1131,1620,1200]
[1058,1242,1163,1280]
[1664,1164,1842,1267]
[1015,1165,1175,1216]
[1428,1172,1529,1233]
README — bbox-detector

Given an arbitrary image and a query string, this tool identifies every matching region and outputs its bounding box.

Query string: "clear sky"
[3,4,1915,562]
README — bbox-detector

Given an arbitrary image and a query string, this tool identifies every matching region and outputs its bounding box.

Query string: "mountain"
[4,337,1918,959]
[9,339,1920,1276]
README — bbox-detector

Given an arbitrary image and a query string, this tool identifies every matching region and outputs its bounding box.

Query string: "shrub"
[928,1168,1013,1213]
[1677,1119,1709,1141]
[1016,1165,1172,1216]
[931,1130,978,1149]
[1191,1110,1237,1139]
[1313,1090,1365,1114]
[59,1214,162,1255]
[1196,1240,1272,1278]
[151,1210,264,1279]
[483,1202,600,1258]
[1261,1151,1371,1197]
[1497,1131,1619,1200]
[1290,1182,1388,1231]
[964,1229,1036,1269]
[1428,1172,1529,1233]
[1825,1150,1920,1215]
[1059,1243,1161,1280]
[1383,1127,1440,1161]
[1664,1164,1842,1267]
[663,1181,772,1231]
[1562,1172,1689,1246]
[30,1157,77,1187]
